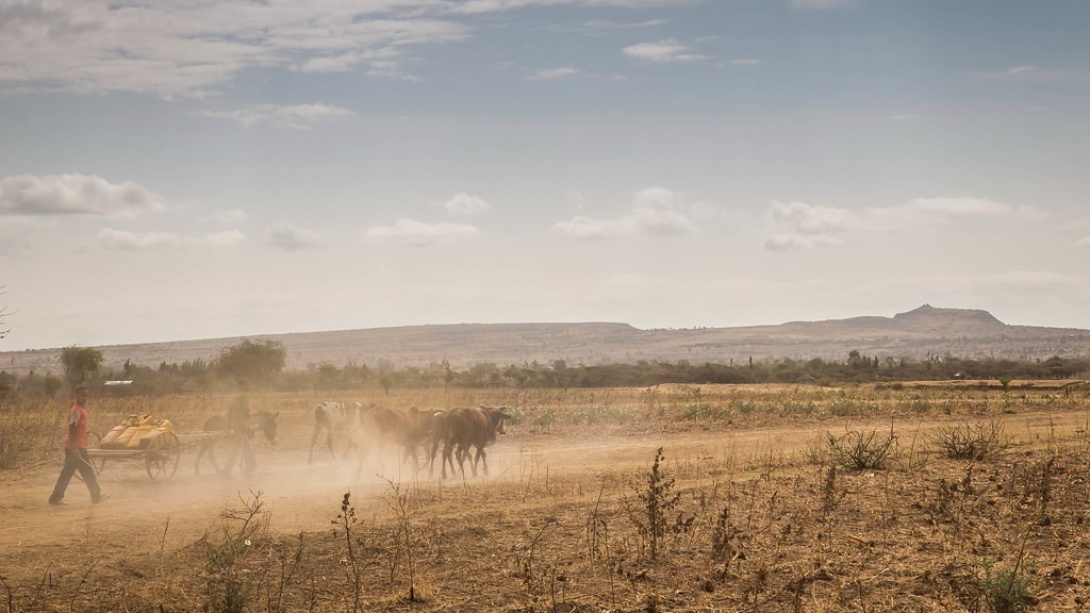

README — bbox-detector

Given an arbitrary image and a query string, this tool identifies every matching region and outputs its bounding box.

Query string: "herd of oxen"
[301,402,513,480]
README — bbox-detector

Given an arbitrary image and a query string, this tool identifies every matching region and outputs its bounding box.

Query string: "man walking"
[221,379,256,478]
[49,385,107,505]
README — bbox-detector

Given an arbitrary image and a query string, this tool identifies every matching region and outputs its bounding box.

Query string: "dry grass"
[2,382,1090,611]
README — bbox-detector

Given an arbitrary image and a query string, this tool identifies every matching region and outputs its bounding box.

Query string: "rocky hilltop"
[2,305,1088,377]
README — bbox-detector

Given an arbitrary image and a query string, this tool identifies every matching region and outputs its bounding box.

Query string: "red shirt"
[65,402,88,450]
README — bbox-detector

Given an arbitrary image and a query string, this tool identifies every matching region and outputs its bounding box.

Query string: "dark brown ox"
[430,406,511,479]
[351,406,437,479]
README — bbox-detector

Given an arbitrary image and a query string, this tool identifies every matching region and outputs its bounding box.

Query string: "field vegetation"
[1,377,1090,611]
[3,340,1089,399]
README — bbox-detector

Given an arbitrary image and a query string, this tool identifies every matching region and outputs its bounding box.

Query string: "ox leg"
[456,444,473,477]
[428,439,439,478]
[468,446,486,477]
[402,446,419,476]
[308,426,321,464]
[476,448,488,477]
[441,440,456,480]
[342,434,355,460]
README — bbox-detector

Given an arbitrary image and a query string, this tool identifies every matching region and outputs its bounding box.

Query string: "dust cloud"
[1,421,827,556]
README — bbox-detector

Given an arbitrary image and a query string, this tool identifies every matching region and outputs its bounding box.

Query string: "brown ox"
[430,406,511,479]
[351,406,436,479]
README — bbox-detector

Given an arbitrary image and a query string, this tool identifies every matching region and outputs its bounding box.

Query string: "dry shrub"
[825,425,898,470]
[930,420,1009,460]
[202,490,269,613]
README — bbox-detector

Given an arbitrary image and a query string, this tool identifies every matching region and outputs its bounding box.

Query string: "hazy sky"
[2,0,1089,351]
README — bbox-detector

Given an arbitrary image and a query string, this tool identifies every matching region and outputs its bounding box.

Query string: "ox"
[349,405,437,479]
[308,401,366,463]
[194,411,279,476]
[430,406,511,479]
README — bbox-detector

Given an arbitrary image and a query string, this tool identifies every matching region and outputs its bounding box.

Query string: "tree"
[315,362,341,392]
[213,339,287,387]
[43,374,63,398]
[59,346,105,385]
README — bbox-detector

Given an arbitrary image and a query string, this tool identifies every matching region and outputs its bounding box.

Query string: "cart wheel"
[145,432,180,481]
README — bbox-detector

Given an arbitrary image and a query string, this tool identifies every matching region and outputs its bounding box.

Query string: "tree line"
[1,339,1088,399]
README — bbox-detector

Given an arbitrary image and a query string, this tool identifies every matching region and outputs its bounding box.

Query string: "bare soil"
[2,405,1089,611]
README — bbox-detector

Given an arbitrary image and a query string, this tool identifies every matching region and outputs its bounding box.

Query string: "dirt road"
[1,409,1083,583]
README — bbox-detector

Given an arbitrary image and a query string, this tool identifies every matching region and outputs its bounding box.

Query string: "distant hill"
[2,305,1089,377]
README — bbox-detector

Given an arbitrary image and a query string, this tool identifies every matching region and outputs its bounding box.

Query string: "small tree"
[44,374,63,399]
[214,340,287,387]
[315,362,341,392]
[59,346,105,385]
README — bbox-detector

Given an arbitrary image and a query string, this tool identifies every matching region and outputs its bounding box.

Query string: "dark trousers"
[50,448,101,503]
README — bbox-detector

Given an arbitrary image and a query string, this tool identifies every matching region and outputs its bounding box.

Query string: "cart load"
[99,414,174,450]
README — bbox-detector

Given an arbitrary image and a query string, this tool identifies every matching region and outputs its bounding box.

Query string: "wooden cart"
[86,429,226,481]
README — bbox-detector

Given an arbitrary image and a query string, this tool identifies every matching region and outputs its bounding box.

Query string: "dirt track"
[0,427,808,554]
[2,408,1083,564]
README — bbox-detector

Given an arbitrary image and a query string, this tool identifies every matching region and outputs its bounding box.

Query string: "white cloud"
[623,39,706,64]
[627,206,697,236]
[264,222,323,252]
[363,218,479,246]
[294,47,401,75]
[763,196,1041,249]
[764,234,843,251]
[97,228,245,250]
[0,3,471,97]
[729,58,760,66]
[769,201,859,234]
[579,18,670,31]
[452,1,693,14]
[529,67,579,81]
[195,103,356,129]
[553,215,628,240]
[0,174,167,217]
[555,187,698,239]
[444,193,490,216]
[871,196,1040,227]
[0,1,702,98]
[906,197,1014,217]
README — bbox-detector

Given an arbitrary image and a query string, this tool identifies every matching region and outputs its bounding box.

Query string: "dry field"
[1,381,1090,612]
